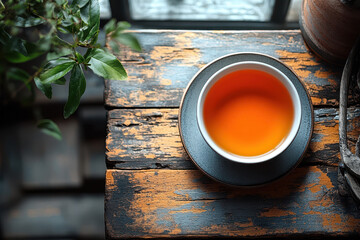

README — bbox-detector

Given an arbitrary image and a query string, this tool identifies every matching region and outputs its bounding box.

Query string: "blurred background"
[0,0,300,239]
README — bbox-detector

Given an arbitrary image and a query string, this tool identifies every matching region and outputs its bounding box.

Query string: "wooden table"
[104,30,360,239]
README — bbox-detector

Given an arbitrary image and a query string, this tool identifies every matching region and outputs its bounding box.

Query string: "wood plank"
[105,167,360,239]
[82,138,106,179]
[106,107,360,168]
[0,125,22,205]
[18,119,82,188]
[2,195,104,239]
[105,30,359,108]
[79,106,107,179]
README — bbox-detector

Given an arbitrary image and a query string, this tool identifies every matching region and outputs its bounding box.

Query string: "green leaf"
[88,48,127,80]
[0,27,10,45]
[34,77,52,99]
[104,19,116,34]
[39,58,75,84]
[113,33,141,52]
[37,119,62,140]
[43,57,73,70]
[64,64,86,119]
[0,1,4,11]
[5,51,42,63]
[88,26,100,44]
[72,0,90,8]
[81,24,100,45]
[89,0,100,27]
[6,68,31,90]
[79,0,100,43]
[62,14,81,34]
[14,16,45,27]
[9,37,28,56]
[75,51,85,63]
[115,21,131,32]
[60,19,73,27]
[109,40,119,53]
[4,41,45,63]
[52,36,72,48]
[55,0,67,5]
[58,27,69,34]
[83,48,95,61]
[54,77,66,85]
[1,29,35,60]
[61,9,70,20]
[80,1,90,24]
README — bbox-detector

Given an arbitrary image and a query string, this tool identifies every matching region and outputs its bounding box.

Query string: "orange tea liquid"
[203,69,294,157]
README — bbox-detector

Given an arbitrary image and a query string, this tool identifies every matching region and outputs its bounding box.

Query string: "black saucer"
[178,53,314,187]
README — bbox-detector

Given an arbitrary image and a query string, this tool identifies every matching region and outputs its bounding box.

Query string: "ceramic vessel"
[196,61,302,164]
[300,0,360,64]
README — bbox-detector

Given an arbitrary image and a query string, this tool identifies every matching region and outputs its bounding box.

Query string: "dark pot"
[300,0,360,64]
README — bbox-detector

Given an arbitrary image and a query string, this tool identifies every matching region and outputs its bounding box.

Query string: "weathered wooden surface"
[105,30,359,108]
[18,119,81,188]
[2,195,104,239]
[80,106,107,179]
[105,30,360,239]
[106,167,360,239]
[82,138,106,179]
[106,108,360,168]
[0,125,22,205]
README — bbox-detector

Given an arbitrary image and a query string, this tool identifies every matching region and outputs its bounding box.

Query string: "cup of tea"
[197,61,302,164]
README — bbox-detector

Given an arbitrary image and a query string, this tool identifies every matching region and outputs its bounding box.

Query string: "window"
[107,0,300,29]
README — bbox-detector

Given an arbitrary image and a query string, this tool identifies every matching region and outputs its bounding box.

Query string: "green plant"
[0,0,141,139]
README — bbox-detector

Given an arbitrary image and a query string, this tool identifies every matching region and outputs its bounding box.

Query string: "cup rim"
[196,61,302,164]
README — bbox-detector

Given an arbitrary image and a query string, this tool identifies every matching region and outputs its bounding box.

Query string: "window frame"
[109,0,298,30]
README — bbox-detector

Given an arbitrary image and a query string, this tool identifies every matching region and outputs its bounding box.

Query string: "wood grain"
[106,107,360,168]
[104,30,360,239]
[105,167,360,239]
[104,30,359,108]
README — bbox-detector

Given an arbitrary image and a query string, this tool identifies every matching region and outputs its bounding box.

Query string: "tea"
[203,69,294,157]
